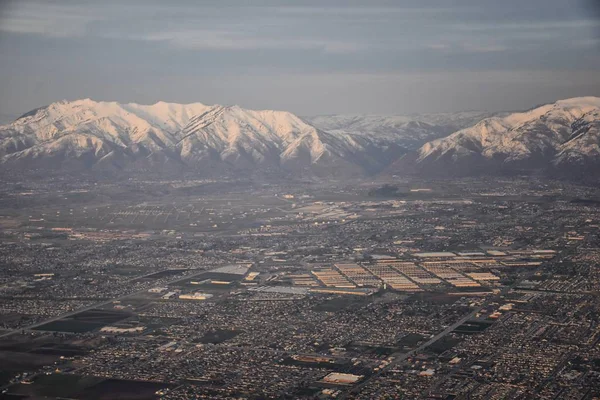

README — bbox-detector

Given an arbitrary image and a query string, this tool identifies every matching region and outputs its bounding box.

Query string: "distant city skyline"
[1,0,600,123]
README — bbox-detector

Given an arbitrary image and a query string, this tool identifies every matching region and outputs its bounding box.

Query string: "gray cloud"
[0,0,599,119]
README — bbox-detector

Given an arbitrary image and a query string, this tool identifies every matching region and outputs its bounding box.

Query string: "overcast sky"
[1,0,599,121]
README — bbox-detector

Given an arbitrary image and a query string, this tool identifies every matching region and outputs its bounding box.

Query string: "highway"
[338,270,540,399]
[339,305,483,399]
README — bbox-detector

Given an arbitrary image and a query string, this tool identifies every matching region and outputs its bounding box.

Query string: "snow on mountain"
[5,97,598,179]
[306,111,494,150]
[0,99,384,176]
[415,97,600,175]
[554,109,600,168]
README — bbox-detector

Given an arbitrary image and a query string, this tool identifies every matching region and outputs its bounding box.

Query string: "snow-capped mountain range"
[1,97,599,179]
[415,97,600,176]
[0,99,486,177]
[0,99,377,177]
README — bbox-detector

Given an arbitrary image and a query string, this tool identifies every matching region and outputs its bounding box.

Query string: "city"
[1,1,600,398]
[0,177,598,399]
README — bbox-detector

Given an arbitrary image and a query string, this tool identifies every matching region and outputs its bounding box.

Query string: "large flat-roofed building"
[100,326,145,334]
[334,263,382,287]
[321,372,363,385]
[363,263,421,291]
[249,286,308,295]
[414,252,456,258]
[179,292,213,300]
[390,262,442,285]
[311,268,355,288]
[210,264,252,276]
[466,272,501,281]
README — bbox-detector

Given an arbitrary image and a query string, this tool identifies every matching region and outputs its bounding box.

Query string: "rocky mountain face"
[413,97,600,176]
[2,97,599,180]
[306,111,496,150]
[0,99,491,179]
[0,99,384,178]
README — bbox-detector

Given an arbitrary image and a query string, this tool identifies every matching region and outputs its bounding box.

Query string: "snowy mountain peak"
[415,96,600,175]
[0,99,383,177]
[5,96,598,179]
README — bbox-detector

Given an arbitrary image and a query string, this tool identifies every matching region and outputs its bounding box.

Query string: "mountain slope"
[6,97,599,179]
[0,99,385,177]
[306,111,495,150]
[414,97,600,176]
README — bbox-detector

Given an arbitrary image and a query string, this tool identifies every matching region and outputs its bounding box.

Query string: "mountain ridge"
[412,96,600,177]
[0,99,391,177]
[2,96,599,180]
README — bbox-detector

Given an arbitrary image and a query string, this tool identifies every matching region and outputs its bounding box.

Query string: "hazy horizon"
[1,0,600,122]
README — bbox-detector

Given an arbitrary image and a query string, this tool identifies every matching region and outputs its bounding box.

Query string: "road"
[339,305,483,399]
[338,266,544,399]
